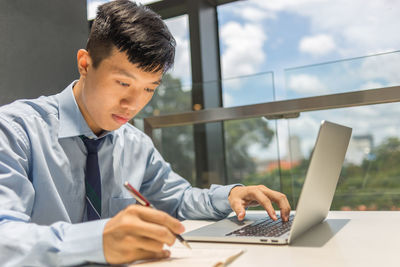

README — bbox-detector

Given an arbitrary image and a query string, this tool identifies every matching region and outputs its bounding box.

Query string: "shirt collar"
[57,81,115,142]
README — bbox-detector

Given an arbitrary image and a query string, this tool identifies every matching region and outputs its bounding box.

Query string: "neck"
[72,78,103,136]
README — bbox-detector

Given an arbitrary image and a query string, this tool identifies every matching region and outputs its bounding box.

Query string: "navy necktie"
[81,136,104,221]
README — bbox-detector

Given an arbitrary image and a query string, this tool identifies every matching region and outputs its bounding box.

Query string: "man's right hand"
[103,205,185,264]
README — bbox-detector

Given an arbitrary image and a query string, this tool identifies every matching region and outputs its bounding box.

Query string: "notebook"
[130,245,244,266]
[183,120,352,245]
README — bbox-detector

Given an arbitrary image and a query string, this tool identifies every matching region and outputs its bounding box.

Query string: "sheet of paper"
[130,246,244,267]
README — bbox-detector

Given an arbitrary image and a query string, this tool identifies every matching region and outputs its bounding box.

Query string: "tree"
[137,74,195,183]
[137,74,276,186]
[224,118,275,183]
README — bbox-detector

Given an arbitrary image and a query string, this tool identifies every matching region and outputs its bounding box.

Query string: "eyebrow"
[111,66,162,85]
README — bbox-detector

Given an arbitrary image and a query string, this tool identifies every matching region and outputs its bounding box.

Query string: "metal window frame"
[143,1,400,190]
[144,86,400,136]
[147,0,239,19]
[146,0,236,187]
[143,85,400,196]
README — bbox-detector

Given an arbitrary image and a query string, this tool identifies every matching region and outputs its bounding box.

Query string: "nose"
[120,97,137,112]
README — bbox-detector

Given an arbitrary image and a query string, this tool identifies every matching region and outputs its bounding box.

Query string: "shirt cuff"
[210,184,243,217]
[59,218,109,266]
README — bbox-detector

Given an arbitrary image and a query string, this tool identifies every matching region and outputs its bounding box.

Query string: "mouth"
[112,114,130,125]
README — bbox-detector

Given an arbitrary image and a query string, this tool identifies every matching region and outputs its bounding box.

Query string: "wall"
[0,0,88,105]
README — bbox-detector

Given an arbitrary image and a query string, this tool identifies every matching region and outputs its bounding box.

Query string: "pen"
[123,181,191,249]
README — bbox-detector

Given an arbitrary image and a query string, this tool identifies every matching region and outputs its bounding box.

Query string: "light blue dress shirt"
[0,81,237,266]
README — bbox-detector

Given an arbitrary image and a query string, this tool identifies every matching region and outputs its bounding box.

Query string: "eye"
[117,81,130,87]
[145,88,155,93]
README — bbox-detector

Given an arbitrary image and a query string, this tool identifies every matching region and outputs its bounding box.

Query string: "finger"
[279,201,291,222]
[230,199,246,221]
[129,219,177,246]
[259,187,291,221]
[252,189,277,220]
[128,205,185,234]
[135,236,166,253]
[132,249,170,262]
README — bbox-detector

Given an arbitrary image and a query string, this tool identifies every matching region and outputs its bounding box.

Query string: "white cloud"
[287,74,328,94]
[135,0,161,4]
[234,6,275,22]
[252,0,325,11]
[358,54,400,87]
[299,34,336,56]
[223,92,234,107]
[285,102,400,162]
[165,15,191,86]
[283,116,321,159]
[167,35,191,85]
[358,81,384,91]
[164,15,188,38]
[245,0,400,57]
[87,0,164,20]
[346,105,376,117]
[225,0,400,163]
[87,0,108,20]
[220,22,267,78]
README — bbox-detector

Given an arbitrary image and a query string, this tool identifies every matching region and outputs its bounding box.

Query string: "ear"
[76,49,92,77]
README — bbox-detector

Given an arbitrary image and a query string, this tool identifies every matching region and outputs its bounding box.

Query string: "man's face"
[74,47,162,135]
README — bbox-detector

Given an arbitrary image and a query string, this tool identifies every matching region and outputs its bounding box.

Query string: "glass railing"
[279,103,400,210]
[135,73,192,118]
[222,71,275,107]
[284,50,400,99]
[224,118,281,193]
[135,71,278,188]
[133,118,196,185]
[137,101,400,211]
[136,71,276,119]
[134,52,400,211]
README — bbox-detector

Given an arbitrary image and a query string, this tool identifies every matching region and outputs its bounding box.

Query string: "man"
[0,0,290,265]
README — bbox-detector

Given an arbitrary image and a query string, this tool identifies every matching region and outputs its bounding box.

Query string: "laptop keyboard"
[226,214,294,237]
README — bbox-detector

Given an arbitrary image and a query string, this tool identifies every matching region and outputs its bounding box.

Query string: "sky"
[215,0,400,162]
[87,0,400,162]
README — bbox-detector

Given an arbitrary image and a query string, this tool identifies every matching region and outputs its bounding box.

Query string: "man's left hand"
[228,185,291,221]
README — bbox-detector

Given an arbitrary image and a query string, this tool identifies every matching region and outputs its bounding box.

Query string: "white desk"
[182,211,400,267]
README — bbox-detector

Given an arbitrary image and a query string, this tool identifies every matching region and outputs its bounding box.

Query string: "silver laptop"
[183,120,352,244]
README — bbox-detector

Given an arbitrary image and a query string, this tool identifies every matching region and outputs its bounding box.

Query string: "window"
[218,0,400,210]
[87,0,164,20]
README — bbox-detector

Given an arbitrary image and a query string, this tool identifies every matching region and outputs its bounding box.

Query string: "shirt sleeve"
[139,135,242,220]
[0,117,108,266]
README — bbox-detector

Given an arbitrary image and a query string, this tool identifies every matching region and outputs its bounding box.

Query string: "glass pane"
[218,1,400,97]
[87,0,109,20]
[282,103,400,210]
[133,119,196,184]
[224,118,281,193]
[87,0,164,20]
[137,15,192,118]
[164,15,192,88]
[135,0,163,4]
[137,74,192,118]
[284,51,400,99]
[222,72,275,107]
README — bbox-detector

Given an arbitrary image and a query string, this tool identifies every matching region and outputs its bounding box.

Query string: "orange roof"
[266,160,300,172]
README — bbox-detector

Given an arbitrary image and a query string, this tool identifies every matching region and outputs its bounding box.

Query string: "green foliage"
[224,118,275,183]
[137,74,195,184]
[241,136,400,211]
[139,74,191,117]
[138,74,278,186]
[137,74,400,210]
[332,137,400,210]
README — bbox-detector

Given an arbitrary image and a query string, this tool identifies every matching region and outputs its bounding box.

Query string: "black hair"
[86,0,176,73]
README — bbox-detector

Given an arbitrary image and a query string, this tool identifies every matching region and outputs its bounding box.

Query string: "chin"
[105,125,122,132]
[110,121,127,131]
